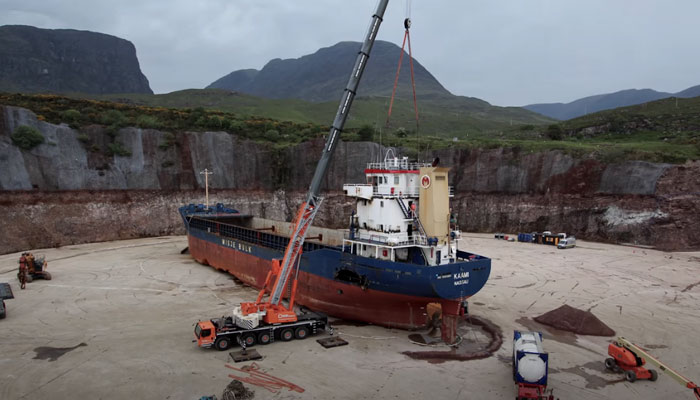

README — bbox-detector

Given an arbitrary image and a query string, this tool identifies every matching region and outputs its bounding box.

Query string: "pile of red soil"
[534,304,615,336]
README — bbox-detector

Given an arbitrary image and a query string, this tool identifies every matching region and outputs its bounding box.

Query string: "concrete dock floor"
[1,235,698,399]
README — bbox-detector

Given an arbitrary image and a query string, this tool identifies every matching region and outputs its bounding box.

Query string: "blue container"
[517,233,533,243]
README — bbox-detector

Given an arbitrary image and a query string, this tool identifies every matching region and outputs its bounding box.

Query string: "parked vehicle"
[0,283,14,319]
[513,330,553,399]
[557,237,576,249]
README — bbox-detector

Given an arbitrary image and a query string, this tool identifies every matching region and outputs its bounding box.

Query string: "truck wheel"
[625,370,637,382]
[242,333,256,347]
[649,369,658,381]
[294,326,309,339]
[43,272,52,280]
[280,328,294,341]
[604,358,616,370]
[215,337,231,351]
[26,275,33,283]
[258,331,271,345]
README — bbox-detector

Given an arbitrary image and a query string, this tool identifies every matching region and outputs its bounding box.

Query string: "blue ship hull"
[181,204,491,330]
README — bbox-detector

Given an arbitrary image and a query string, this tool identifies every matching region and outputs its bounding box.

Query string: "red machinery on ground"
[606,337,700,399]
[18,252,52,289]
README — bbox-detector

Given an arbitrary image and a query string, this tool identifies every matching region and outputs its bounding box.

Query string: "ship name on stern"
[453,271,469,286]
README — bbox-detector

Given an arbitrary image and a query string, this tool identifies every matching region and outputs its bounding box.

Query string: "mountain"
[208,40,451,102]
[0,25,152,94]
[675,85,700,98]
[524,86,700,120]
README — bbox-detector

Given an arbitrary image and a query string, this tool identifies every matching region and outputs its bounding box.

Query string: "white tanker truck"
[513,330,554,400]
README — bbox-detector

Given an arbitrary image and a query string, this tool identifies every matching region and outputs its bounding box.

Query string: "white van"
[557,236,576,249]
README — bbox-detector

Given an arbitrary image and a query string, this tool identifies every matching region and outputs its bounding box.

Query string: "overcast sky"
[1,0,699,106]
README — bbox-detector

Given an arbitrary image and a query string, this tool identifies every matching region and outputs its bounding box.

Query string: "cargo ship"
[180,152,491,342]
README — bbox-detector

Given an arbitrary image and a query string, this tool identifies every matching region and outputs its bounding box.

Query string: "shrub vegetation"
[11,125,45,150]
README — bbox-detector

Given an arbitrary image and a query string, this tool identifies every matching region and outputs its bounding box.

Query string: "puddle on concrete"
[408,333,443,345]
[496,354,512,365]
[33,342,87,361]
[515,317,605,357]
[554,361,626,389]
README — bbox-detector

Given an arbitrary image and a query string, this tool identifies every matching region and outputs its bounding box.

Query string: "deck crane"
[606,337,700,399]
[194,0,390,350]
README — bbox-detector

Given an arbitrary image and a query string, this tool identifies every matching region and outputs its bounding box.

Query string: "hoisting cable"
[385,3,420,132]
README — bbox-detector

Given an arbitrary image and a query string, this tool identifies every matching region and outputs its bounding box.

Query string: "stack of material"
[534,305,615,336]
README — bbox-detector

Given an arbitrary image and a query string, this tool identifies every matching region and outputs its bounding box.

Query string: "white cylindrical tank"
[517,353,547,382]
[513,331,548,385]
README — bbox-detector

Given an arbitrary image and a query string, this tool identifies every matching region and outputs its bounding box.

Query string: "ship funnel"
[418,166,450,243]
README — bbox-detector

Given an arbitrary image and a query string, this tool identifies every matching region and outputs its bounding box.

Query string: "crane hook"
[404,18,411,30]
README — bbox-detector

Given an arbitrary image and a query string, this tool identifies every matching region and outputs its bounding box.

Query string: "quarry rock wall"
[1,105,698,254]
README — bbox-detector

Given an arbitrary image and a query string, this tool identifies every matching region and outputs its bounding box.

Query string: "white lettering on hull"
[221,238,253,254]
[453,271,469,279]
[453,271,469,286]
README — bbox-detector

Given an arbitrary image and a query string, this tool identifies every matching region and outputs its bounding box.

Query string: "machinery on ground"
[513,330,554,400]
[18,252,52,289]
[194,0,390,350]
[0,282,14,319]
[606,337,700,399]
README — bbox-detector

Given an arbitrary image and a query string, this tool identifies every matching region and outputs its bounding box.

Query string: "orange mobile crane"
[194,0,390,351]
[606,337,700,399]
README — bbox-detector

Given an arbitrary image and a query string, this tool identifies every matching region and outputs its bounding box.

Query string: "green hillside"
[86,88,552,138]
[2,92,697,164]
[484,96,700,163]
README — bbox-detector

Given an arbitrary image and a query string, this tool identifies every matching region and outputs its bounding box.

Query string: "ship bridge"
[341,152,460,267]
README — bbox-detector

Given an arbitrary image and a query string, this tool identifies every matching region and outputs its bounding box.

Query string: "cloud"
[1,0,699,105]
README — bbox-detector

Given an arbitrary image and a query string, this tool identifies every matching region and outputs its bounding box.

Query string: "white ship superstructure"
[342,151,461,266]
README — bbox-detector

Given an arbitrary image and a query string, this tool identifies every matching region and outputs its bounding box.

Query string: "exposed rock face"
[0,190,352,256]
[0,25,152,94]
[1,105,698,254]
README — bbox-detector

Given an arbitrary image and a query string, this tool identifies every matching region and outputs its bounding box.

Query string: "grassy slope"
[560,96,700,163]
[86,89,553,138]
[2,92,698,164]
[472,96,700,163]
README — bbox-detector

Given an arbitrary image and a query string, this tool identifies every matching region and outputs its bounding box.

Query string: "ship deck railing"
[365,161,432,170]
[343,184,454,198]
[343,231,428,248]
[187,216,330,253]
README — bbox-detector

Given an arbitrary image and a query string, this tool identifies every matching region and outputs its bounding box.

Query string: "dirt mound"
[534,304,615,336]
[222,379,254,400]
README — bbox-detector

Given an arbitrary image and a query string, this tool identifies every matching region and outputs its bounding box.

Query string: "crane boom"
[240,0,390,325]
